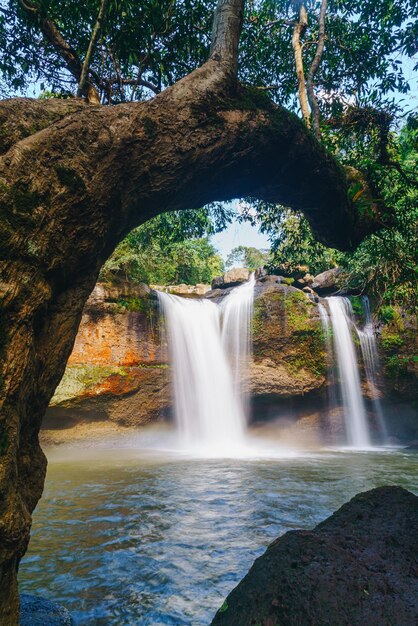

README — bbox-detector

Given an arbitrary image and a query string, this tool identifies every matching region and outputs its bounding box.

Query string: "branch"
[77,0,109,99]
[210,0,244,76]
[291,4,310,126]
[262,18,295,31]
[121,77,160,94]
[306,0,328,139]
[18,0,100,104]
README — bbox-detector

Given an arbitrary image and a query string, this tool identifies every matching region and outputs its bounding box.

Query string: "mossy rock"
[252,286,326,383]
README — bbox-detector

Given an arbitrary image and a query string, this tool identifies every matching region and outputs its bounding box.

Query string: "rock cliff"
[45,276,416,439]
[46,277,327,431]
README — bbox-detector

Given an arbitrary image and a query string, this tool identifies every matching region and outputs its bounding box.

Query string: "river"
[19,435,418,625]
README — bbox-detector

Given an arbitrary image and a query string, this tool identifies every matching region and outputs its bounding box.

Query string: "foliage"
[226,245,270,270]
[0,0,214,100]
[378,305,395,323]
[381,332,405,350]
[246,118,417,311]
[338,121,418,309]
[1,0,416,114]
[100,211,224,285]
[255,206,343,276]
[349,296,365,322]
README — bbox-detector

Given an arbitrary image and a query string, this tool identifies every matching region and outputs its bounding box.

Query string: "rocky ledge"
[211,485,418,626]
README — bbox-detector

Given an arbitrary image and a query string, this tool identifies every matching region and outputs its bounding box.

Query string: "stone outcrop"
[151,283,210,297]
[311,266,340,294]
[46,277,417,438]
[251,281,326,397]
[47,282,171,428]
[211,486,418,626]
[212,268,250,289]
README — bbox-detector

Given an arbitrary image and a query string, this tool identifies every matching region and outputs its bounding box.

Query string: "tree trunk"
[0,9,382,620]
[292,4,311,126]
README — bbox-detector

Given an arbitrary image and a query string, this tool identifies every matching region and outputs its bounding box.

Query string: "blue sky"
[212,219,270,263]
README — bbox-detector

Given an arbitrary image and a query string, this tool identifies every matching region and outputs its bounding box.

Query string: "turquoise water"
[19,444,418,625]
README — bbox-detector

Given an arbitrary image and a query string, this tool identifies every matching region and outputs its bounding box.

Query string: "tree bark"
[0,1,383,622]
[292,4,311,126]
[306,0,328,139]
[76,0,109,98]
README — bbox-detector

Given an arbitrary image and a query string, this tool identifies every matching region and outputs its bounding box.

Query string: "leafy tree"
[255,120,417,309]
[226,244,270,270]
[263,209,343,275]
[101,232,224,285]
[339,120,418,309]
[2,0,416,115]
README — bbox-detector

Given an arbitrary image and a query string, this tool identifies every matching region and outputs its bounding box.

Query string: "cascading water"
[317,303,338,426]
[221,273,255,420]
[157,276,255,453]
[355,297,388,442]
[326,297,372,448]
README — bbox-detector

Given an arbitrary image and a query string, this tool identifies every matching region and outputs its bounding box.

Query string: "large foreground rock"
[211,486,418,626]
[20,595,73,625]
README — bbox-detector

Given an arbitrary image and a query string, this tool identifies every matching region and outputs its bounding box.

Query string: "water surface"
[20,442,418,625]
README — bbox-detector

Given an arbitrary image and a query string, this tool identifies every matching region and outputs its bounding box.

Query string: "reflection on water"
[19,439,418,626]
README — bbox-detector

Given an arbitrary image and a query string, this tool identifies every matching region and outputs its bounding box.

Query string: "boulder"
[211,486,418,626]
[211,268,250,289]
[20,595,73,626]
[311,267,340,294]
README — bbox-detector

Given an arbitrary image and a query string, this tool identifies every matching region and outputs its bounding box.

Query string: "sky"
[212,218,270,263]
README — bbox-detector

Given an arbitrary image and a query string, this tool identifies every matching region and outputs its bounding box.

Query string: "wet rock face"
[211,486,418,626]
[48,366,171,427]
[251,282,327,397]
[68,283,162,367]
[47,282,170,427]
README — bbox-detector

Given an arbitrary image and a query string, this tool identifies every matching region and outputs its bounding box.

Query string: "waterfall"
[355,297,388,442]
[221,273,255,419]
[317,303,338,430]
[157,277,255,452]
[326,297,371,448]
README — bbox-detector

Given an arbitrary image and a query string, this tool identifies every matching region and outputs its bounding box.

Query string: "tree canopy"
[2,0,416,116]
[1,0,415,299]
[100,212,225,285]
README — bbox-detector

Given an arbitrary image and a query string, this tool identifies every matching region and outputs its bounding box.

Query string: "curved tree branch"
[306,0,328,139]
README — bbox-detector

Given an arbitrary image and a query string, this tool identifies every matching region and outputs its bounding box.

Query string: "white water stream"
[157,276,255,453]
[355,296,388,442]
[327,297,372,448]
